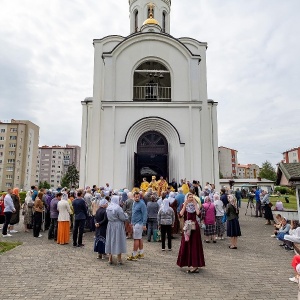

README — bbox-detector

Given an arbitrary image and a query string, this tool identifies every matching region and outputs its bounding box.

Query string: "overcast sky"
[0,0,299,168]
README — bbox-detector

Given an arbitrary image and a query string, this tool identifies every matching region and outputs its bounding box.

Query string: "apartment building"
[0,119,39,191]
[36,145,80,188]
[283,147,300,163]
[218,146,238,178]
[236,164,260,179]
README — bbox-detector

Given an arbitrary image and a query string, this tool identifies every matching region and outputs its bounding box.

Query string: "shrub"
[0,191,27,204]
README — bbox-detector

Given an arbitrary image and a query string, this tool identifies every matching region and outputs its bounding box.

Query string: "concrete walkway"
[0,202,297,300]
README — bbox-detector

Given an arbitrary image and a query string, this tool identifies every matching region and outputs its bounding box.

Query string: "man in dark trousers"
[72,190,88,247]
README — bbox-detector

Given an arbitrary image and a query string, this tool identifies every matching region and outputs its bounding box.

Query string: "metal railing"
[133,85,171,101]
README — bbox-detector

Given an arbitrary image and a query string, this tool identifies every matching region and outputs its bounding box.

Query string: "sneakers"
[137,253,144,259]
[2,234,12,237]
[10,230,18,233]
[289,277,299,283]
[271,234,276,238]
[126,255,138,261]
[285,245,294,251]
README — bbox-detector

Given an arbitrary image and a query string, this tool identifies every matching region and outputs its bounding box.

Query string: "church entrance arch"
[134,131,168,187]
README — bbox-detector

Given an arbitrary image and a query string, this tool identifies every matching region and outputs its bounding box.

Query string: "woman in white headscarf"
[94,199,109,259]
[23,190,34,232]
[57,193,71,245]
[157,198,175,251]
[105,195,128,265]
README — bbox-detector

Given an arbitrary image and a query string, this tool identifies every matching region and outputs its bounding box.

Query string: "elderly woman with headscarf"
[9,187,21,233]
[226,194,241,249]
[23,190,34,232]
[94,199,109,259]
[157,198,174,250]
[57,193,71,245]
[202,196,217,243]
[105,195,128,265]
[177,192,205,273]
[168,192,179,236]
[213,193,225,239]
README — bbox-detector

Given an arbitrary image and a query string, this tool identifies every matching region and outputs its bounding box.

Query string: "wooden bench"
[293,243,300,255]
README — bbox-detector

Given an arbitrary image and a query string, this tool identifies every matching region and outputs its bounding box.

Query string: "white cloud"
[0,0,299,167]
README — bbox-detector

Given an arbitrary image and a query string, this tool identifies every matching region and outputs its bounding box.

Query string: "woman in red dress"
[177,192,205,273]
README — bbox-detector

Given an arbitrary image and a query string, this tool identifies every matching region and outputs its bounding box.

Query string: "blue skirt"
[94,236,106,254]
[227,218,241,237]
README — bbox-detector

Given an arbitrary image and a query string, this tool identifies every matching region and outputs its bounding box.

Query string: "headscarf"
[228,194,237,208]
[107,195,120,214]
[121,191,128,203]
[213,193,220,201]
[185,192,197,213]
[99,199,108,207]
[94,193,101,200]
[62,193,68,201]
[204,196,211,203]
[168,192,175,204]
[13,188,19,197]
[25,191,33,205]
[104,190,110,197]
[162,199,170,213]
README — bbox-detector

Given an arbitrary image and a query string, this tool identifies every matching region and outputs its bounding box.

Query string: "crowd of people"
[0,178,243,272]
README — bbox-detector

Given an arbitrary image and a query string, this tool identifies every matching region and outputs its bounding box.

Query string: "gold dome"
[143,14,159,26]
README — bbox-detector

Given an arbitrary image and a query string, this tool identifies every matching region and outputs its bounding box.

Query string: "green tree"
[259,161,277,181]
[43,181,50,189]
[38,181,51,189]
[64,164,79,188]
[60,174,70,189]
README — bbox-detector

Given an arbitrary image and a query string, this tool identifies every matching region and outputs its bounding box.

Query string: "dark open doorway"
[134,131,169,187]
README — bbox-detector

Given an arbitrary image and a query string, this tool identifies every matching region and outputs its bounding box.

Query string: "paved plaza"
[0,202,298,300]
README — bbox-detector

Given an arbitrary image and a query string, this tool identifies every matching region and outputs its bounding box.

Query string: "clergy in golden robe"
[140,177,149,192]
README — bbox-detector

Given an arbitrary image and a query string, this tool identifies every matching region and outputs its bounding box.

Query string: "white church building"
[80,0,219,189]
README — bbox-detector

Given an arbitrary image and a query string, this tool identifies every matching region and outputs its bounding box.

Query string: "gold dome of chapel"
[143,13,159,25]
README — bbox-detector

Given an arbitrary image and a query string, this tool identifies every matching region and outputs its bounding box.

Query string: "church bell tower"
[129,0,171,34]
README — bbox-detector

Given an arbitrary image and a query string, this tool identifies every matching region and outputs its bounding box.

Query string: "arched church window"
[148,7,154,18]
[133,61,171,102]
[135,10,138,32]
[162,12,166,33]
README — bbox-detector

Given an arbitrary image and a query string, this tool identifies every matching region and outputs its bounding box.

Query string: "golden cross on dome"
[148,3,155,17]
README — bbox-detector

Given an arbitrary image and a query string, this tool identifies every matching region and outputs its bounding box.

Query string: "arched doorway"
[134,131,168,187]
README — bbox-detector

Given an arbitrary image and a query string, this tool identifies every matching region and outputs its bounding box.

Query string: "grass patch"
[270,195,297,210]
[0,241,22,254]
[243,195,297,210]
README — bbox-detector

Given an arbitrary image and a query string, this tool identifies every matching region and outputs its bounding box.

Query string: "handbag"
[222,214,227,223]
[153,229,161,242]
[184,220,196,230]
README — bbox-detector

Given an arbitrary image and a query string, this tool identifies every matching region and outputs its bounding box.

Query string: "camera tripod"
[245,196,255,216]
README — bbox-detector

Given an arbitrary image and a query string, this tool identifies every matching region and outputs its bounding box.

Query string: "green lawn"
[243,195,297,210]
[269,195,297,211]
[0,241,22,254]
